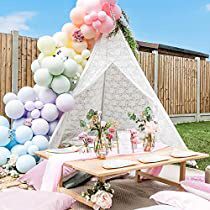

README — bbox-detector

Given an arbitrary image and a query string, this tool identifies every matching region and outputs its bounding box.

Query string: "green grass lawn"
[176,121,210,170]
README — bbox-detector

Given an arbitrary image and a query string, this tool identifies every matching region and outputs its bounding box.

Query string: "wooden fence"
[0,31,209,122]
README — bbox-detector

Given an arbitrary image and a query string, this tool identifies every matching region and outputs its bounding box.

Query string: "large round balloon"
[24,101,35,112]
[3,92,17,105]
[11,145,27,157]
[31,118,49,135]
[27,145,39,155]
[0,116,9,128]
[63,59,79,78]
[51,75,71,94]
[41,103,59,122]
[41,56,64,76]
[18,87,37,103]
[16,155,36,173]
[56,47,76,59]
[5,100,25,120]
[38,88,57,104]
[31,59,41,73]
[12,118,26,130]
[0,147,10,166]
[15,126,33,144]
[32,135,49,150]
[48,120,59,136]
[53,32,68,48]
[70,7,85,26]
[34,68,53,87]
[37,36,56,56]
[56,93,75,112]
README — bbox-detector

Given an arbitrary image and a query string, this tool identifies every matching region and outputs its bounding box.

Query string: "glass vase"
[94,138,108,159]
[143,133,155,152]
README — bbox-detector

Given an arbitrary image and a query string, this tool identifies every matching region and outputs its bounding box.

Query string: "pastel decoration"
[72,41,88,54]
[0,126,10,146]
[56,93,75,112]
[37,53,46,62]
[34,101,44,110]
[0,147,10,166]
[31,109,41,119]
[112,4,122,20]
[31,59,41,73]
[24,101,35,112]
[77,0,101,13]
[12,118,26,130]
[89,11,98,21]
[56,47,76,60]
[5,100,24,120]
[18,87,36,103]
[92,20,102,30]
[0,116,10,128]
[6,138,18,150]
[38,88,57,104]
[74,54,83,63]
[34,68,53,87]
[15,125,33,144]
[99,15,115,34]
[16,155,36,173]
[41,103,59,122]
[41,56,64,76]
[32,135,49,150]
[62,23,78,37]
[37,36,56,56]
[51,75,71,94]
[33,84,47,96]
[48,120,58,136]
[24,141,33,150]
[80,24,96,39]
[81,49,91,59]
[97,11,107,22]
[3,92,17,105]
[84,15,92,25]
[53,32,68,48]
[28,145,39,155]
[11,145,27,157]
[31,118,49,135]
[70,7,85,26]
[63,59,79,78]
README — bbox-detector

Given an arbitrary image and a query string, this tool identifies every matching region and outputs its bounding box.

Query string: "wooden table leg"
[179,161,186,182]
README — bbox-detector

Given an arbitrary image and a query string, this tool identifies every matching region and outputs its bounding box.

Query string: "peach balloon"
[112,5,122,20]
[70,7,85,26]
[87,38,95,49]
[62,23,78,36]
[99,16,115,34]
[80,25,96,40]
[72,41,88,53]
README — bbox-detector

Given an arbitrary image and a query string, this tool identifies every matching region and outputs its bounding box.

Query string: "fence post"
[11,30,19,94]
[195,57,201,122]
[153,50,159,95]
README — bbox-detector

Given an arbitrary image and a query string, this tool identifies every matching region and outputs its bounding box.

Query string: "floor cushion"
[134,205,181,210]
[150,190,210,210]
[0,189,75,210]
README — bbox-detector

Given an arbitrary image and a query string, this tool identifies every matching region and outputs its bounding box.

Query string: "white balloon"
[81,49,91,59]
[41,56,64,76]
[81,59,87,68]
[38,53,46,62]
[17,87,36,103]
[31,59,41,73]
[3,92,17,104]
[33,84,47,96]
[51,75,71,94]
[5,100,25,119]
[63,59,79,78]
[74,55,83,64]
[56,47,76,59]
[53,32,68,48]
[34,68,53,87]
[37,36,56,55]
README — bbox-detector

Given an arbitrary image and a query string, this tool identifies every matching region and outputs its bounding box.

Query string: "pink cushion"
[181,180,210,201]
[19,160,76,190]
[150,190,210,210]
[0,189,75,210]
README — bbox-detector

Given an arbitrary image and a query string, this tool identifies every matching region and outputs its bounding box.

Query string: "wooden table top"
[36,147,209,178]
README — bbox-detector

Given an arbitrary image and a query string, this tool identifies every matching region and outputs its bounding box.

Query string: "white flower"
[101,121,106,128]
[91,190,113,210]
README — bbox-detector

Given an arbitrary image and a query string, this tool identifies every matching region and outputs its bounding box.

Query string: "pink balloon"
[100,0,117,6]
[62,23,78,36]
[70,7,85,26]
[84,15,92,25]
[92,20,102,30]
[77,0,102,13]
[112,5,122,20]
[89,11,98,21]
[80,25,96,40]
[98,11,107,22]
[99,16,115,34]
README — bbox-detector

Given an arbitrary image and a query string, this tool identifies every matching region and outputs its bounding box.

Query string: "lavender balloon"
[41,104,59,122]
[34,100,44,110]
[15,125,33,144]
[32,135,49,150]
[38,88,57,104]
[31,109,41,119]
[18,87,36,103]
[31,118,49,135]
[48,120,59,136]
[12,118,26,130]
[56,93,75,112]
[24,101,35,111]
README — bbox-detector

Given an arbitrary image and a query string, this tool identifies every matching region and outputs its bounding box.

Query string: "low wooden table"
[36,147,208,209]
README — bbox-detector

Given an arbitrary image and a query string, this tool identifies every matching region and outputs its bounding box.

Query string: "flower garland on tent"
[0,0,137,178]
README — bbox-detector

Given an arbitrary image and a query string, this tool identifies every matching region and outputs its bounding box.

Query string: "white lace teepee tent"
[49,30,186,149]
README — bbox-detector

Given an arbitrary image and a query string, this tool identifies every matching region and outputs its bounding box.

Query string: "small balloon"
[3,92,17,105]
[51,75,71,94]
[24,101,35,112]
[38,88,57,104]
[27,145,39,155]
[24,141,33,150]
[31,109,41,119]
[16,155,36,173]
[32,135,49,150]
[81,49,91,59]
[11,145,27,157]
[15,125,33,144]
[41,103,59,122]
[34,101,44,110]
[63,59,79,78]
[74,54,83,63]
[72,41,88,53]
[99,15,115,34]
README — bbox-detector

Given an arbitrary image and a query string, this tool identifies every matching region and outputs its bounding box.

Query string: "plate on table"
[47,146,80,154]
[170,150,198,158]
[138,155,171,163]
[102,160,138,169]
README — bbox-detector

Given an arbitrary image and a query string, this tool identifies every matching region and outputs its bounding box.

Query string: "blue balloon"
[0,147,10,166]
[12,118,26,130]
[11,145,27,157]
[32,135,49,150]
[16,155,36,173]
[6,138,18,150]
[24,141,33,150]
[0,126,10,146]
[27,145,39,155]
[15,126,33,144]
[0,116,10,128]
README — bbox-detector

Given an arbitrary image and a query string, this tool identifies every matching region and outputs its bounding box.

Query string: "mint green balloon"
[34,68,53,87]
[63,59,79,78]
[51,75,71,94]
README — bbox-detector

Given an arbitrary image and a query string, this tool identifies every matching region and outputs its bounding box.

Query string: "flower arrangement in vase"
[80,109,116,159]
[128,106,158,152]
